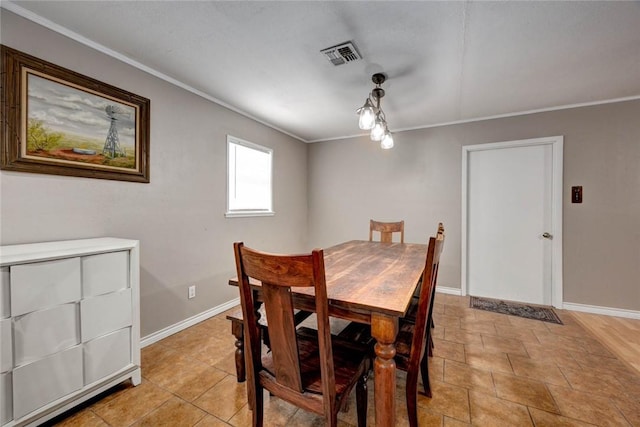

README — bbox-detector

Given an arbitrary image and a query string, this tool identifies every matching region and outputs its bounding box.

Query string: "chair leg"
[428,334,434,357]
[328,412,339,427]
[420,329,433,397]
[252,385,264,427]
[420,353,432,397]
[428,318,435,357]
[341,398,350,413]
[230,319,246,382]
[356,371,369,427]
[405,370,419,427]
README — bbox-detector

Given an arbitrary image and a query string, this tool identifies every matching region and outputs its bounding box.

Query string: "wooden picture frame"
[1,45,150,182]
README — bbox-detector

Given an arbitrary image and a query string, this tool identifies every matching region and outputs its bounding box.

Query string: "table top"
[230,240,428,318]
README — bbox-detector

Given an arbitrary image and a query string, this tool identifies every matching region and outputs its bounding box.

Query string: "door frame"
[461,136,564,308]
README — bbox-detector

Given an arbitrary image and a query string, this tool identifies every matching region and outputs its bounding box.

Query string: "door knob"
[542,232,553,239]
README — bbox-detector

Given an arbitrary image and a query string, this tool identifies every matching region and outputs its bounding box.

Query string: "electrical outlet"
[188,285,196,299]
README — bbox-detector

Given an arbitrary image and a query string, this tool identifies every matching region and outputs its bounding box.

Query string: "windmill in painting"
[103,105,128,158]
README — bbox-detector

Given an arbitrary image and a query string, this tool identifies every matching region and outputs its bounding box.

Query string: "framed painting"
[1,45,150,182]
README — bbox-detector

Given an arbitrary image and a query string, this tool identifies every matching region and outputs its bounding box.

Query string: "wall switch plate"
[188,285,196,299]
[572,186,583,203]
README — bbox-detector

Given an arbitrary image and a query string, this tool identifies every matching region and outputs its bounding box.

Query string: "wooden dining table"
[229,239,428,427]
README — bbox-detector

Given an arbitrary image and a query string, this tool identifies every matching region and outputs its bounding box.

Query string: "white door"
[462,137,563,307]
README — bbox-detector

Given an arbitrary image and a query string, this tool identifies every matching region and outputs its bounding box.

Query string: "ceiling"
[4,1,640,142]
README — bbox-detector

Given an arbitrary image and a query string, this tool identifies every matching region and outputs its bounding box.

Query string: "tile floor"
[49,294,640,426]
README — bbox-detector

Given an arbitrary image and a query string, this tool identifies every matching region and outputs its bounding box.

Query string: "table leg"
[230,319,245,382]
[371,313,398,427]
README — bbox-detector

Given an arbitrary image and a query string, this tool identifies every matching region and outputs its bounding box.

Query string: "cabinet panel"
[11,258,81,316]
[81,289,132,342]
[13,303,79,366]
[82,251,128,297]
[0,320,11,373]
[13,345,83,419]
[84,327,131,385]
[1,372,12,426]
[0,268,8,319]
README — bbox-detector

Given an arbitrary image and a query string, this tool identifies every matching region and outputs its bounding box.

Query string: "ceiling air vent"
[320,41,362,66]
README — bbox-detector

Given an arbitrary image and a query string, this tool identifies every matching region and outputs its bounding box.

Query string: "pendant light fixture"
[356,73,394,149]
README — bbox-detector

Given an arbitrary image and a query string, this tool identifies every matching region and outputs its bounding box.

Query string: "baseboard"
[140,286,464,347]
[436,286,462,296]
[139,295,638,348]
[562,301,640,320]
[140,298,240,347]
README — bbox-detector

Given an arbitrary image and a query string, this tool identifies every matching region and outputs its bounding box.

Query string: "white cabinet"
[0,238,140,427]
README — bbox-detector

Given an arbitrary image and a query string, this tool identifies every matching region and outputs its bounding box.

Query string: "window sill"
[225,210,275,218]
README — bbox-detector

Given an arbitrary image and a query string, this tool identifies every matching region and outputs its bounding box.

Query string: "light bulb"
[357,98,375,130]
[381,130,394,149]
[370,117,385,141]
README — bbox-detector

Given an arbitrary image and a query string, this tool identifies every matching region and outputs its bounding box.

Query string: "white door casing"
[461,136,563,307]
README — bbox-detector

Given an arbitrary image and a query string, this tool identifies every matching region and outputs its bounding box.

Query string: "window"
[226,135,273,217]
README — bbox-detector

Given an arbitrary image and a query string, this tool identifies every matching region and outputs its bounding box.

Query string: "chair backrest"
[408,224,445,371]
[369,219,405,243]
[233,242,336,410]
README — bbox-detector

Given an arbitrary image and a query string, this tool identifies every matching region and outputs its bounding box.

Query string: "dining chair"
[233,242,371,427]
[394,224,445,427]
[369,219,405,243]
[404,223,444,355]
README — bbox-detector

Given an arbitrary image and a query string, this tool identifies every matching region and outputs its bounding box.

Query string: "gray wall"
[308,100,640,311]
[0,11,309,337]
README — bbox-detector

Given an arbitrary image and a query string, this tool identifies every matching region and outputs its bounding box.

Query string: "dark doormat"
[470,296,563,325]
